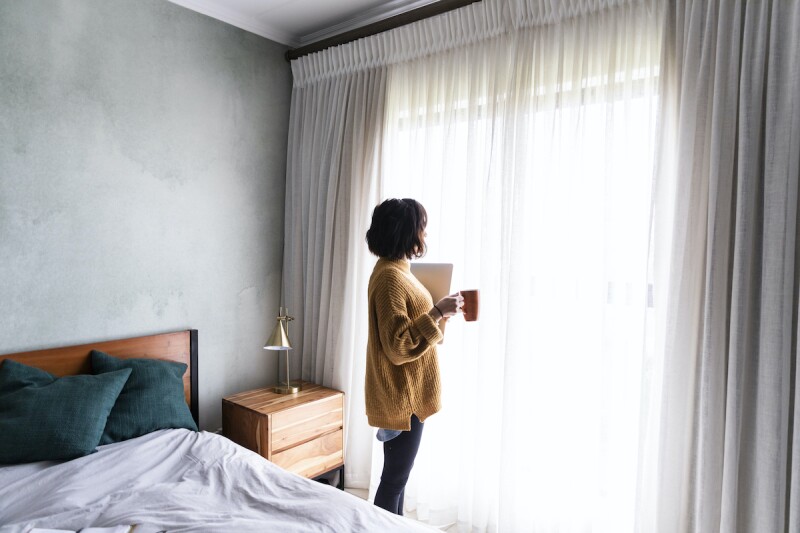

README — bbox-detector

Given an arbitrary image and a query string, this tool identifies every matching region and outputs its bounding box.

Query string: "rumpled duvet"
[0,429,433,532]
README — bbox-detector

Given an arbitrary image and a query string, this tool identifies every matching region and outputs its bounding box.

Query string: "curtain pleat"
[290,0,654,88]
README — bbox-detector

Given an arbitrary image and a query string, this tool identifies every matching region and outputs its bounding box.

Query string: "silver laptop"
[410,262,453,340]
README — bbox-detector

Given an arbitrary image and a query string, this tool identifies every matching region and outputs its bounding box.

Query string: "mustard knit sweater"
[365,258,444,431]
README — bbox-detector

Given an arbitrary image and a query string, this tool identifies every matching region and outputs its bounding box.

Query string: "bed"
[0,330,434,532]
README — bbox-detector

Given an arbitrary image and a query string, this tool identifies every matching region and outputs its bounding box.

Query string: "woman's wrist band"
[433,304,443,318]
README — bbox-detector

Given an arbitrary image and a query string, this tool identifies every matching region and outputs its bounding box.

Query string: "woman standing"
[364,198,462,515]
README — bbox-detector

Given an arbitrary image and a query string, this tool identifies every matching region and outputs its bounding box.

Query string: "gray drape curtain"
[283,69,386,379]
[282,67,386,488]
[650,1,800,531]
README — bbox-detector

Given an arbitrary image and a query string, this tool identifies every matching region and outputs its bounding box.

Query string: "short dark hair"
[366,198,428,260]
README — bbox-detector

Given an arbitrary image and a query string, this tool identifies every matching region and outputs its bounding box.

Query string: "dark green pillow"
[0,359,131,464]
[91,350,197,444]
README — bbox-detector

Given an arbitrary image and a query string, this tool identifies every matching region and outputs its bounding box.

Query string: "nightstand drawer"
[271,394,343,453]
[272,428,344,479]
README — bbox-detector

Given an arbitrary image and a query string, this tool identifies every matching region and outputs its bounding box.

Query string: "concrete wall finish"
[0,0,292,430]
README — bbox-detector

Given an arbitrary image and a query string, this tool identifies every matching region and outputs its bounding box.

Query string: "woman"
[364,198,462,515]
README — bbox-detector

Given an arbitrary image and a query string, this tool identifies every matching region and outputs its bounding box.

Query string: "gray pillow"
[0,359,131,464]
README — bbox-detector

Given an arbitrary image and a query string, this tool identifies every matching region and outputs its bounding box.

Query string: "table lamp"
[263,307,302,394]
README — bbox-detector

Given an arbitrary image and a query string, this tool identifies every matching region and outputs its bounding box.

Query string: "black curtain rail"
[286,0,482,61]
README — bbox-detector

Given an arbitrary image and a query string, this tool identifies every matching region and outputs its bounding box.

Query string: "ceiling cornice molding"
[296,0,439,46]
[167,0,299,46]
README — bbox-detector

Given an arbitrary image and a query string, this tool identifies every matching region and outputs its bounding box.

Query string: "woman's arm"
[372,273,444,365]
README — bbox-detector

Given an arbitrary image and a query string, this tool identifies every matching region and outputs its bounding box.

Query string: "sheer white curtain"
[285,0,510,494]
[286,0,665,530]
[370,2,663,531]
[639,1,800,531]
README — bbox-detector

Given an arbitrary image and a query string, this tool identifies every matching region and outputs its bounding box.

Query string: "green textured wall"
[0,0,292,430]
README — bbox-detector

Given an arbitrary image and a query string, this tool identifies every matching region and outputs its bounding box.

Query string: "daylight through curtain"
[371,1,663,531]
[286,0,664,530]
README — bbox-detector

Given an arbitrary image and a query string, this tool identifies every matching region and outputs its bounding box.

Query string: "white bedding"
[0,429,433,532]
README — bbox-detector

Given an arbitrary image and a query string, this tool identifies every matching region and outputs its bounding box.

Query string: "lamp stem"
[284,349,290,388]
[284,307,289,387]
[271,305,299,394]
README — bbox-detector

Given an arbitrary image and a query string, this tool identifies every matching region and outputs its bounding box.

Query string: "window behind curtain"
[372,4,663,530]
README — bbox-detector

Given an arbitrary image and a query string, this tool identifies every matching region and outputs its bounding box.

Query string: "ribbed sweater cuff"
[414,313,444,346]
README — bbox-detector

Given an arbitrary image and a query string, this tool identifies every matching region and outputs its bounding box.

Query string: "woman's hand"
[428,292,464,322]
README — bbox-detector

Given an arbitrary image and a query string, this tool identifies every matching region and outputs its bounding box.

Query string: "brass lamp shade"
[263,307,301,394]
[264,320,291,350]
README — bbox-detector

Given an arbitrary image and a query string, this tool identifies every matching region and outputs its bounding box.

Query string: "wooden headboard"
[0,330,199,424]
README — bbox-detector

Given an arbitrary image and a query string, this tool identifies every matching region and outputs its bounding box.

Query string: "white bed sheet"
[0,429,434,532]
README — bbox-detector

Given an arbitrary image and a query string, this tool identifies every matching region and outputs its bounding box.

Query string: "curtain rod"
[286,0,482,61]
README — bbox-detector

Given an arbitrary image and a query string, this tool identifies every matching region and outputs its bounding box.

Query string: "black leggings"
[374,414,424,515]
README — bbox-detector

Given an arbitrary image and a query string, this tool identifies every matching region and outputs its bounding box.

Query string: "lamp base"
[273,381,303,394]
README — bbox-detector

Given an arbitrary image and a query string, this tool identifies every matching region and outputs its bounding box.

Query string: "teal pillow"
[0,359,131,464]
[91,350,197,444]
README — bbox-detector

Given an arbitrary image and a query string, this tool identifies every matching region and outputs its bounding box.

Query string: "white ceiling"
[168,0,438,48]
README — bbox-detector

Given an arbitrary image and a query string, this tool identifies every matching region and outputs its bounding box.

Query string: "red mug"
[460,290,479,321]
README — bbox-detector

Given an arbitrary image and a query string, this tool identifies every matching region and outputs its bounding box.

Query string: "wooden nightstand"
[222,382,345,488]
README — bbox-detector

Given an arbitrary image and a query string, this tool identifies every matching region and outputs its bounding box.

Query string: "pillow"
[91,350,197,444]
[0,359,131,464]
